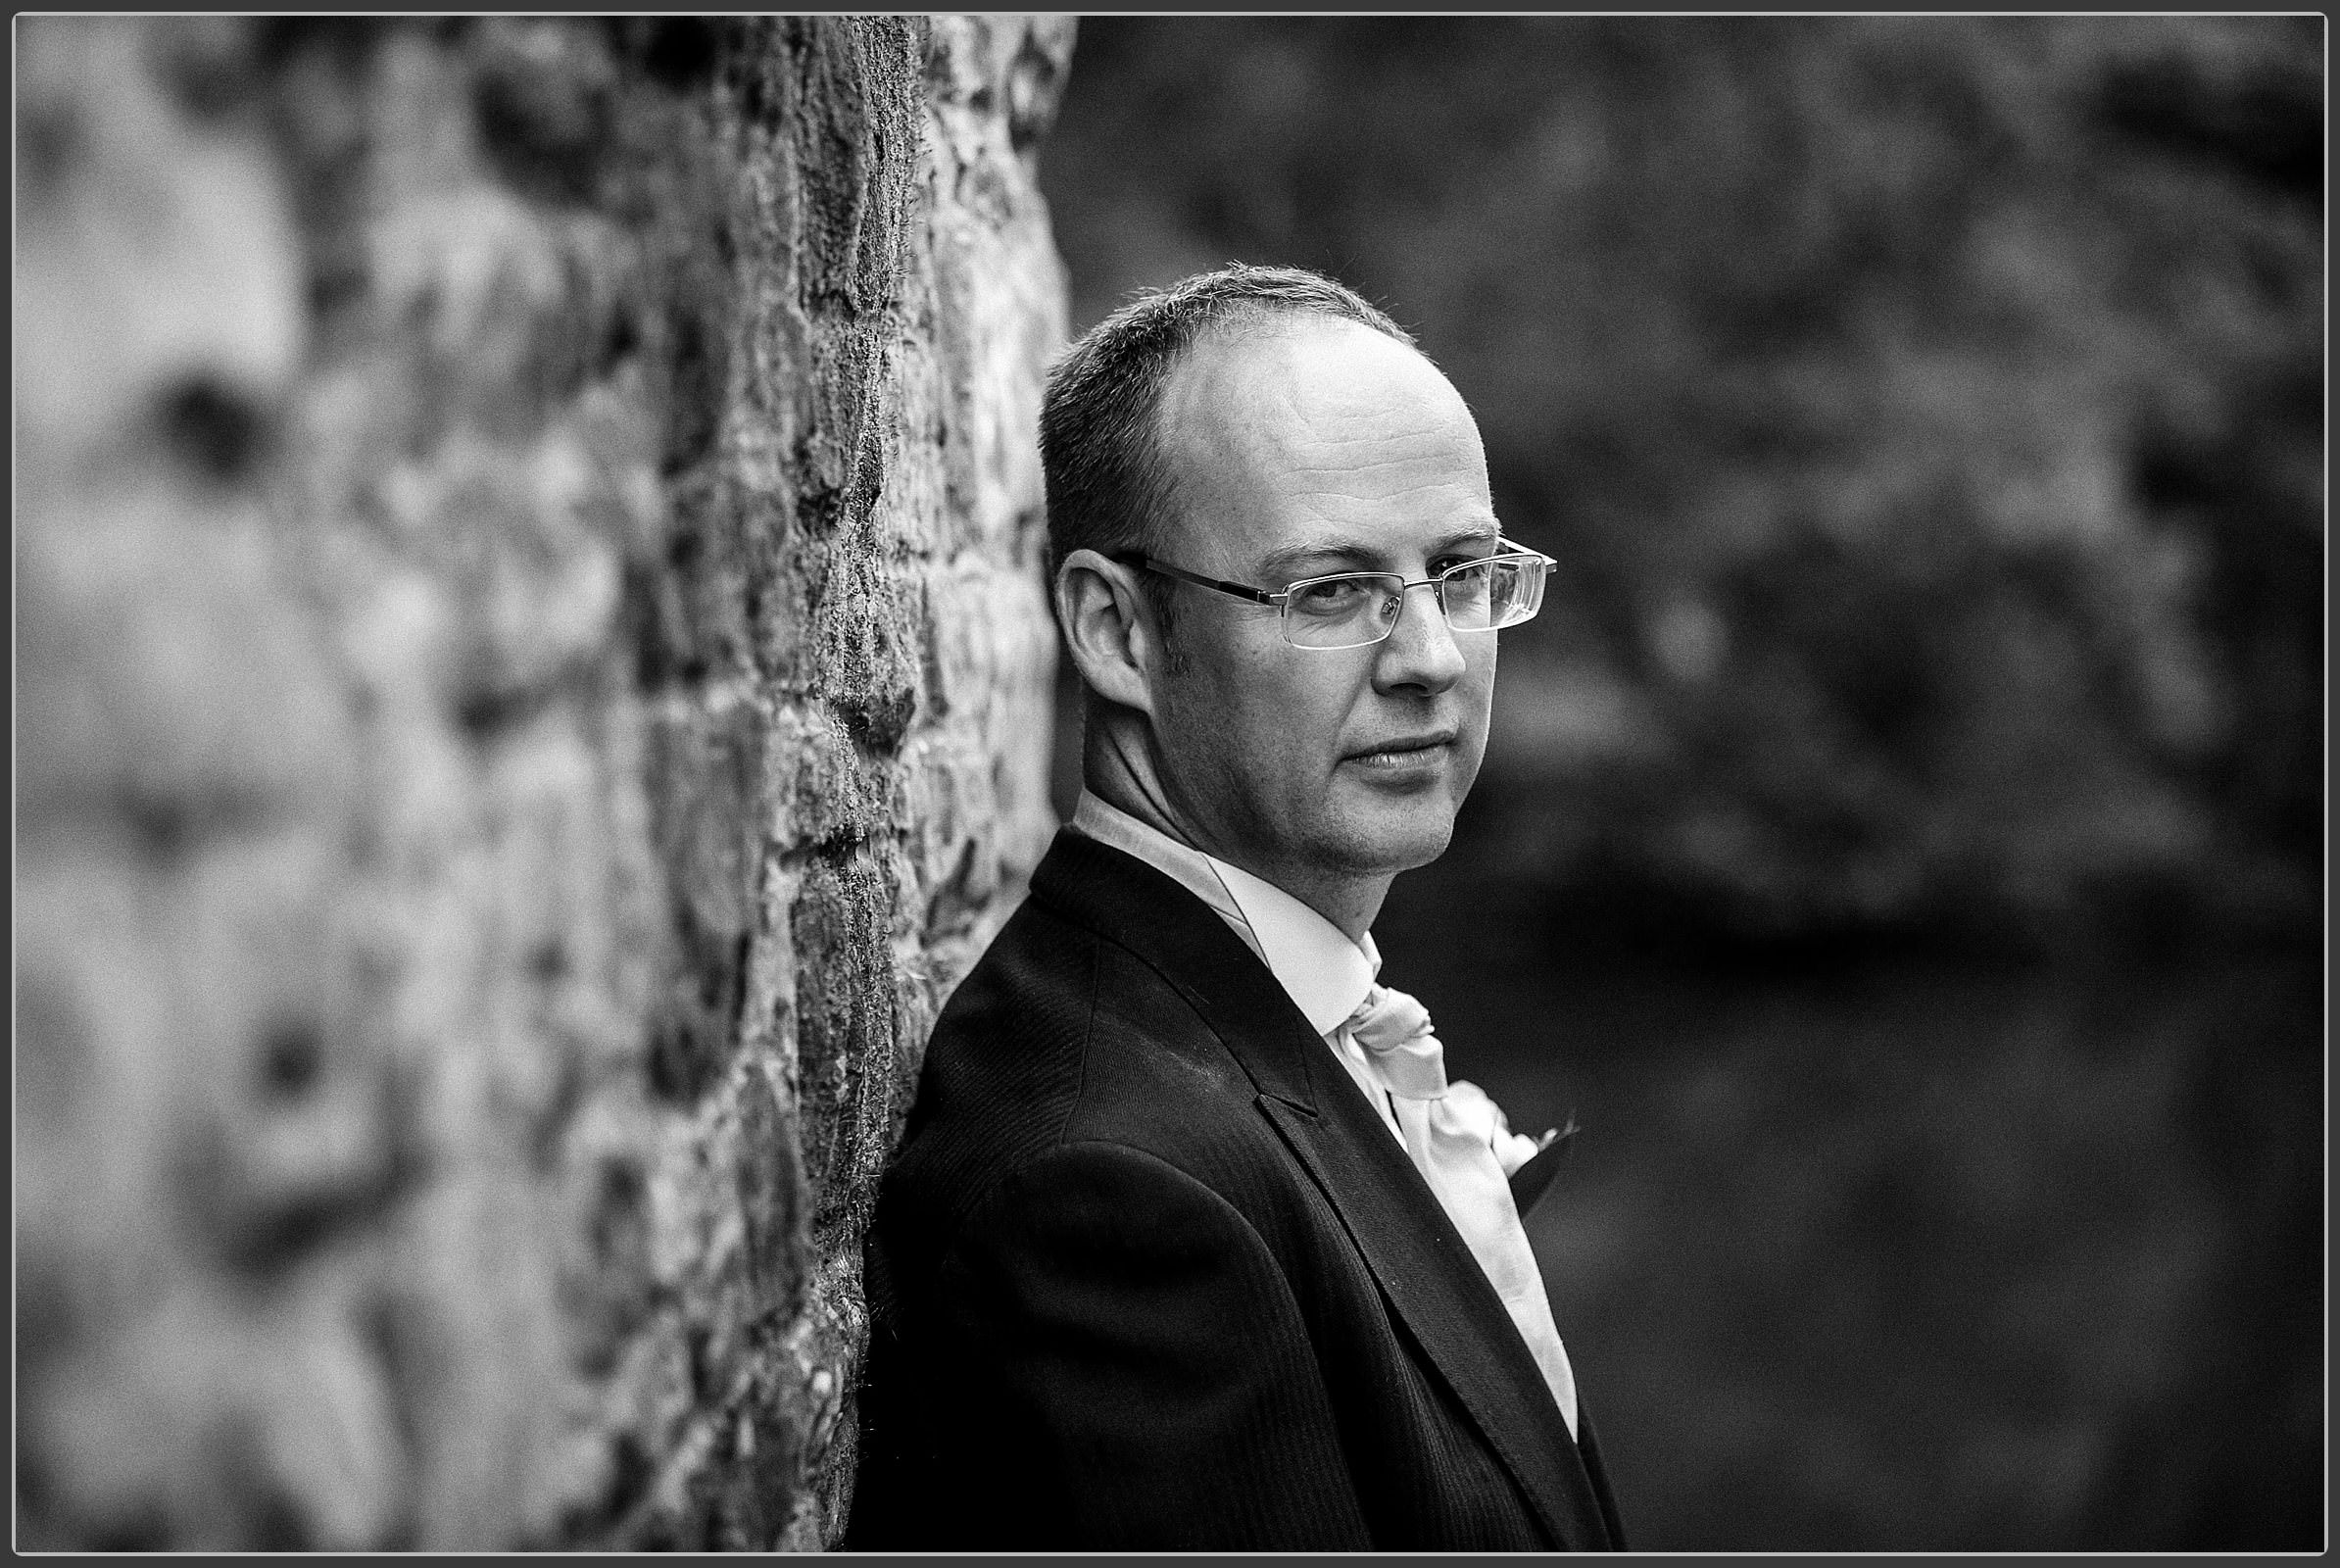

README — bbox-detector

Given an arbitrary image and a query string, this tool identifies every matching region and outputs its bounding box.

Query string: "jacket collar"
[1209,856,1380,1036]
[1025,828,1614,1549]
[1067,791,1379,1035]
[1030,828,1334,1114]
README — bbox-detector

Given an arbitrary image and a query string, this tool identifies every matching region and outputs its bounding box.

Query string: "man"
[847,265,1627,1550]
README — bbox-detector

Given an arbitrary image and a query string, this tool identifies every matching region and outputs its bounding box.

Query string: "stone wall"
[16,15,1071,1549]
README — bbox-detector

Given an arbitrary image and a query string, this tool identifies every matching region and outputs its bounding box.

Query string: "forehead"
[1152,316,1494,567]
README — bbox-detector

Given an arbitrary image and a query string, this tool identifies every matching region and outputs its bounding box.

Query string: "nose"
[1372,580,1468,695]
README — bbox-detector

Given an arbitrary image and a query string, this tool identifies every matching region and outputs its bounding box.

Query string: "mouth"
[1343,731,1458,771]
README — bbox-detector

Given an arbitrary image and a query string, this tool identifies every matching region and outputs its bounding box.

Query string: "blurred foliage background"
[1037,17,2320,1550]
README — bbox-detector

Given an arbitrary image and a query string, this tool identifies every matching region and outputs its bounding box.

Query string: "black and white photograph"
[15,12,2324,1553]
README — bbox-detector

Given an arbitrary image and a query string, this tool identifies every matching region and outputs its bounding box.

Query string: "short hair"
[1038,265,1418,608]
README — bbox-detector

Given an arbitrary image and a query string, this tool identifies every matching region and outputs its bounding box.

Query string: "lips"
[1344,730,1457,767]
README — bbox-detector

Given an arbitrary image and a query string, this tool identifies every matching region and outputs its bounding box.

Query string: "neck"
[1082,705,1392,942]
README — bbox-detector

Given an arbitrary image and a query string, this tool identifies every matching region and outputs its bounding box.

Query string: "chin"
[1328,798,1458,876]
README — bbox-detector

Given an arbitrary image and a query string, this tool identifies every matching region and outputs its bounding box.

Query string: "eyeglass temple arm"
[1134,548,1554,603]
[1132,557,1285,606]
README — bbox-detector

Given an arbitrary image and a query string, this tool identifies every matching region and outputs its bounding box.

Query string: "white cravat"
[1067,792,1580,1435]
[1347,983,1579,1436]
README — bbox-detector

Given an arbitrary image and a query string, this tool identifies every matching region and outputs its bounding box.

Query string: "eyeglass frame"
[1118,541,1558,651]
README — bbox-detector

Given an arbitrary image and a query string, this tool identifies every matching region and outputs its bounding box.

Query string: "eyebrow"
[1255,525,1504,580]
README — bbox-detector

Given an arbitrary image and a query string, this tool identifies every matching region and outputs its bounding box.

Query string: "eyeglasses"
[1130,543,1557,651]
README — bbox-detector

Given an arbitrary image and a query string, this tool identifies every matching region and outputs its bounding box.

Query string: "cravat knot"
[1346,983,1447,1100]
[1347,984,1550,1176]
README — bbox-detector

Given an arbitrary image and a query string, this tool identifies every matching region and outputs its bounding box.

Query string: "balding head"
[1039,264,1420,613]
[1151,315,1489,582]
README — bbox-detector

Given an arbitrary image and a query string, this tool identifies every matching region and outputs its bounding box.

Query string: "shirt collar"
[1205,858,1382,1036]
[1069,792,1255,955]
[1068,791,1380,1036]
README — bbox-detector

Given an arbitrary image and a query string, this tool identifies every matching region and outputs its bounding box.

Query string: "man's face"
[1143,317,1500,893]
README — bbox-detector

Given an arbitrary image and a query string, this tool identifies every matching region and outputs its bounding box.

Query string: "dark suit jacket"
[846,829,1628,1550]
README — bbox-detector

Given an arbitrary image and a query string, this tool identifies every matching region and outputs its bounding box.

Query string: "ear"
[1054,548,1164,715]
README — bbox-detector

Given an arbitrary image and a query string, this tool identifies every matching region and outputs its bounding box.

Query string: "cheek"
[1168,647,1348,787]
[1461,640,1498,724]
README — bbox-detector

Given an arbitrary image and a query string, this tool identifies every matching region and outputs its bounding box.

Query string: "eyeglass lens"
[1284,557,1547,649]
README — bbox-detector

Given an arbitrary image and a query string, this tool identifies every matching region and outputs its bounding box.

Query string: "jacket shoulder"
[885,880,1292,1250]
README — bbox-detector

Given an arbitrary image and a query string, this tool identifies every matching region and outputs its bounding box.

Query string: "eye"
[1291,576,1376,613]
[1433,551,1495,577]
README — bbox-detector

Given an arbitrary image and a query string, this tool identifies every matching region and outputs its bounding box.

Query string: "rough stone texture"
[16,15,1071,1550]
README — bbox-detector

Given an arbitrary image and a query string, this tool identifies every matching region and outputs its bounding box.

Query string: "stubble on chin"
[1310,779,1463,879]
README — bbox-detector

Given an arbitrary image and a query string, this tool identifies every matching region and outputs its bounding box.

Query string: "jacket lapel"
[1031,831,1613,1550]
[1255,1091,1613,1552]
